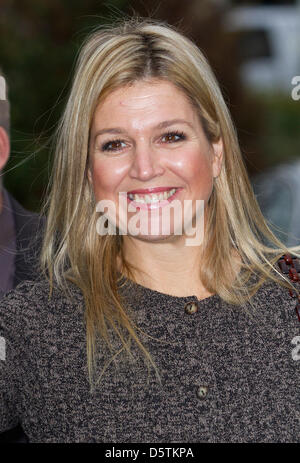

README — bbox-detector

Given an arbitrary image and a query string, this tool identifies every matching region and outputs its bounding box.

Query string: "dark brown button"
[184,301,198,315]
[196,385,209,400]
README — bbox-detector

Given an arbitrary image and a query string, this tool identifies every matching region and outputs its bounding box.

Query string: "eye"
[101,139,127,152]
[161,131,186,144]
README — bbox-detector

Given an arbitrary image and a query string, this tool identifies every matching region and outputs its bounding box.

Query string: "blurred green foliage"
[259,93,300,166]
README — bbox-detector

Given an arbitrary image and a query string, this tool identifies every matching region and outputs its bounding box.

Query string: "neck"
[0,190,3,214]
[120,234,213,300]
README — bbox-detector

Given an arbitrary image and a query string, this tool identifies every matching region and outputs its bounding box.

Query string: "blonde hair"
[41,17,300,388]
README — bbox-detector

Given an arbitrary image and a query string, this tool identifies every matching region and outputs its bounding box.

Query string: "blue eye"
[161,131,186,143]
[101,139,126,152]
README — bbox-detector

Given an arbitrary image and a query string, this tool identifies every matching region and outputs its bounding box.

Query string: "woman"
[0,18,300,443]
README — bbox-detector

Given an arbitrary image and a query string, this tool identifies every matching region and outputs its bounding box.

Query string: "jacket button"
[196,385,209,400]
[184,302,198,314]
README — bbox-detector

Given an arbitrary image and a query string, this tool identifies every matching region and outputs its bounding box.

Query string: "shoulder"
[244,276,300,340]
[1,278,84,308]
[6,191,45,257]
[7,192,41,230]
[6,190,45,256]
[0,279,84,339]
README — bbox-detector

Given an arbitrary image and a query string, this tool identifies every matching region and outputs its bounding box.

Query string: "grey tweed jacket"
[0,276,299,443]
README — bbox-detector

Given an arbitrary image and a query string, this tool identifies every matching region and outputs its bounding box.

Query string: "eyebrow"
[93,119,194,137]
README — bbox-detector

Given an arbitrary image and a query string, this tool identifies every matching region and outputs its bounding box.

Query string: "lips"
[125,187,182,210]
[127,186,179,195]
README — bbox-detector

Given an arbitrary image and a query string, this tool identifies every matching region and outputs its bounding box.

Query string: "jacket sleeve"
[0,288,27,433]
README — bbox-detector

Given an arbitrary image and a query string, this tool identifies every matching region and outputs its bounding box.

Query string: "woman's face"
[88,79,223,242]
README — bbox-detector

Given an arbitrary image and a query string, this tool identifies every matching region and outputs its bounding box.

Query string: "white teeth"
[128,188,177,203]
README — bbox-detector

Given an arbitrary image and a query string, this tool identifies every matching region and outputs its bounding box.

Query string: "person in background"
[0,71,42,443]
[0,71,42,298]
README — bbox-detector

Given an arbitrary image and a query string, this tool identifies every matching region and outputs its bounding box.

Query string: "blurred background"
[0,0,300,244]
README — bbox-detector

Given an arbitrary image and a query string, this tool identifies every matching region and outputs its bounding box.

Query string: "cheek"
[181,150,214,202]
[90,159,126,200]
[173,149,213,185]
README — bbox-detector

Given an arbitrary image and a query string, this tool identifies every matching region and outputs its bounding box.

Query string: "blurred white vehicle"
[224,5,300,93]
[252,160,300,246]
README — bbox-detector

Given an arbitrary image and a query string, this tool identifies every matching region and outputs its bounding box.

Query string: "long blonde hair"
[41,17,300,388]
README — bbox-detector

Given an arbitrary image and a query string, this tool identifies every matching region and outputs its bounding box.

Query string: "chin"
[129,232,182,243]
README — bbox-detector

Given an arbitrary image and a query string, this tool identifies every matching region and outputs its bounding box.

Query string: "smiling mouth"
[127,187,180,204]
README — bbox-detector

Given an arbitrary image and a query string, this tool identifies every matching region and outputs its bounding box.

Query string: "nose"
[128,142,165,181]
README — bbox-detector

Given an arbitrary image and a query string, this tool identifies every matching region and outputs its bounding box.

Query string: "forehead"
[92,79,197,124]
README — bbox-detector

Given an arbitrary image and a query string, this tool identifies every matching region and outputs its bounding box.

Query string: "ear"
[0,126,10,171]
[211,137,223,178]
